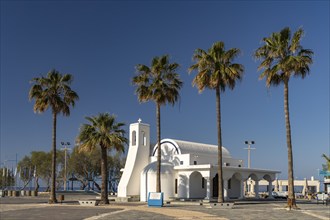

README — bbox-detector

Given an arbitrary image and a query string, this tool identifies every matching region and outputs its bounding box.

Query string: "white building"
[118,119,280,201]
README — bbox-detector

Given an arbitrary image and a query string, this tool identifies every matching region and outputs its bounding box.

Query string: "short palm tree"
[132,55,183,192]
[254,27,313,209]
[322,154,330,171]
[189,41,244,203]
[77,113,127,204]
[29,69,79,203]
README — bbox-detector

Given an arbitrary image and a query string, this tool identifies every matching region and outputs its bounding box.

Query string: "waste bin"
[58,194,64,203]
[13,191,19,197]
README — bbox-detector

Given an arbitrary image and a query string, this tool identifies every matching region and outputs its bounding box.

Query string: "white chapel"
[117,119,279,201]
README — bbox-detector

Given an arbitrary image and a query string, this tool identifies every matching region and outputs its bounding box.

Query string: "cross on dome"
[138,118,142,123]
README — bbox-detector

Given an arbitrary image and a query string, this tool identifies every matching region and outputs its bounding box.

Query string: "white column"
[250,179,255,195]
[268,180,273,199]
[224,179,228,201]
[239,180,245,199]
[255,180,259,198]
[204,177,210,200]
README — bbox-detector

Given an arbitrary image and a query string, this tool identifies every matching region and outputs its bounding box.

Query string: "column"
[204,177,211,200]
[239,180,244,199]
[224,179,228,201]
[255,180,259,198]
[250,179,255,196]
[268,180,273,199]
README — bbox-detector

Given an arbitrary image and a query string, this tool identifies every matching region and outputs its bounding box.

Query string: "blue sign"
[319,170,330,176]
[148,192,163,207]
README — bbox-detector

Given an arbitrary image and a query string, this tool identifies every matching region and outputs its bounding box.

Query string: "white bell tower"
[117,119,150,199]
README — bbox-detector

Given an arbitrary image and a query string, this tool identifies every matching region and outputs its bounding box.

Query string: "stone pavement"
[0,193,329,220]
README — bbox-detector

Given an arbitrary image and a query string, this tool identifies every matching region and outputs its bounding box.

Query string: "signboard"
[148,192,163,207]
[319,170,330,176]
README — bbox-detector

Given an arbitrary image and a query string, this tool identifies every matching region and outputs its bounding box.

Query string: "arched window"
[142,131,146,146]
[132,131,136,146]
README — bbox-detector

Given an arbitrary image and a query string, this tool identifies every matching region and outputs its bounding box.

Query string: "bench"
[208,202,234,209]
[78,200,100,206]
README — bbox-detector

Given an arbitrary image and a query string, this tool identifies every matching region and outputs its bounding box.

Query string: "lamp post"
[4,155,18,190]
[244,141,255,168]
[60,142,71,191]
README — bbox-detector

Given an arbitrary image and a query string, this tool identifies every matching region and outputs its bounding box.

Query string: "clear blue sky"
[1,1,329,181]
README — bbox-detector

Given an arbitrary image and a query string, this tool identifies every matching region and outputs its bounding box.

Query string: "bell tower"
[117,119,150,199]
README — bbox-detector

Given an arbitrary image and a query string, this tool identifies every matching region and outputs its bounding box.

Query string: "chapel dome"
[141,161,174,174]
[151,138,232,158]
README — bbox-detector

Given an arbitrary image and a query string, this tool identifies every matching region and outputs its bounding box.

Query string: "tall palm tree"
[77,113,127,204]
[132,55,183,192]
[189,41,244,203]
[254,27,313,209]
[29,69,78,203]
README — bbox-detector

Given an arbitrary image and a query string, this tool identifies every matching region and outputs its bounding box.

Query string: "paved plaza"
[0,193,329,220]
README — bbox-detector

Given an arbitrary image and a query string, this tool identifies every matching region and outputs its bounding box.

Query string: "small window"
[180,161,183,165]
[202,177,205,189]
[228,179,231,189]
[132,131,136,146]
[194,161,197,165]
[238,165,241,167]
[142,131,146,146]
[175,179,178,194]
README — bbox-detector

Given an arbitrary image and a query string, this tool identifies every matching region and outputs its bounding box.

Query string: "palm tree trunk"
[35,176,40,192]
[284,81,296,208]
[100,146,109,204]
[156,103,161,192]
[49,112,57,203]
[216,88,224,203]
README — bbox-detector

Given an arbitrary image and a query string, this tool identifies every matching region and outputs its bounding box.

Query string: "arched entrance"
[189,171,206,198]
[213,174,218,197]
[228,173,242,199]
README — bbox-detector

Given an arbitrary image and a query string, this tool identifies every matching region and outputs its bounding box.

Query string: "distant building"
[248,177,320,196]
[117,119,280,201]
[324,178,330,193]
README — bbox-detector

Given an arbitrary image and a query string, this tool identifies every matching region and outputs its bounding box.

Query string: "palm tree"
[254,27,313,209]
[132,55,183,192]
[77,113,127,204]
[29,69,79,203]
[322,154,330,171]
[189,41,244,203]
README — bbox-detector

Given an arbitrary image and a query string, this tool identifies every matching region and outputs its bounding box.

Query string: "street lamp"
[60,142,71,191]
[244,141,256,168]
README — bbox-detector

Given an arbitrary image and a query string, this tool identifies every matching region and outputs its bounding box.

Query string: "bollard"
[58,195,64,204]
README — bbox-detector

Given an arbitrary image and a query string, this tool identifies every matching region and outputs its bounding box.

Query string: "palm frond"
[132,55,183,107]
[189,41,244,93]
[255,27,313,87]
[29,69,79,116]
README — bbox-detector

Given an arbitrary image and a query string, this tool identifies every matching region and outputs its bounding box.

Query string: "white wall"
[117,122,150,198]
[140,162,175,202]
